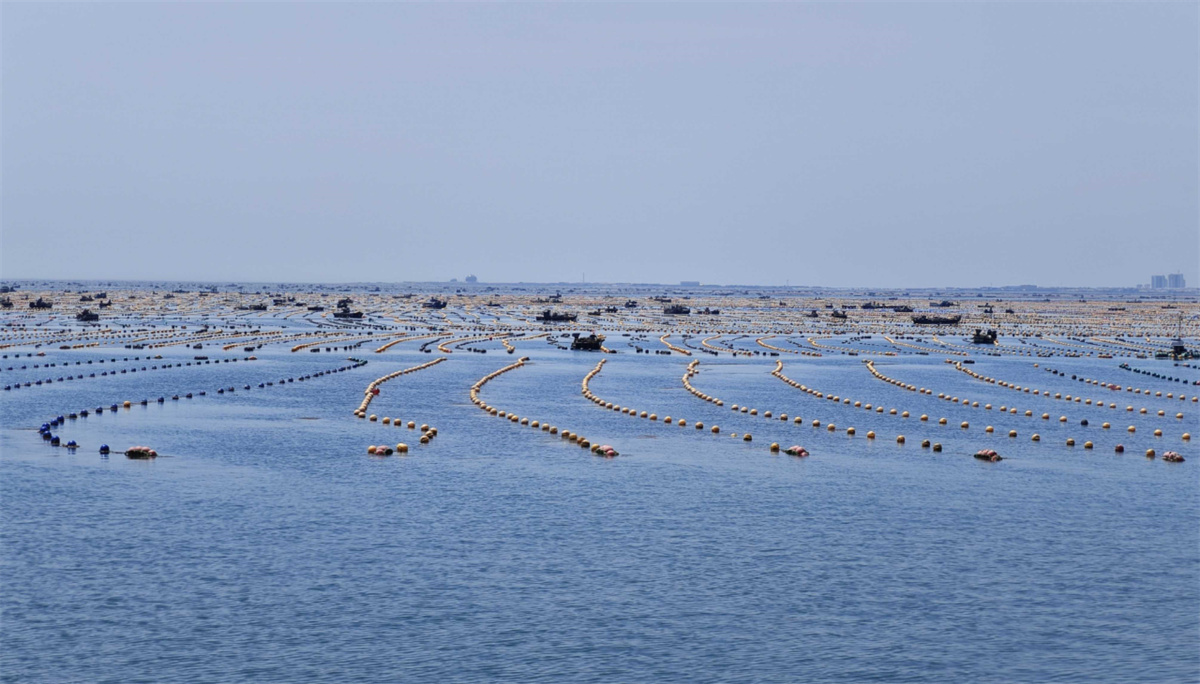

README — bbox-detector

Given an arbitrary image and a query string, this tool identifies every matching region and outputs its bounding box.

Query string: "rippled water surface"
[3,343,1198,683]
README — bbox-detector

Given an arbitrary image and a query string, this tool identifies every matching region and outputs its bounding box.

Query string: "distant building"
[680,281,701,287]
[1167,273,1186,289]
[465,275,478,284]
[1151,275,1167,289]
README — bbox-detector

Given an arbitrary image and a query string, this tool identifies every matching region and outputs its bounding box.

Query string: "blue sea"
[3,338,1198,683]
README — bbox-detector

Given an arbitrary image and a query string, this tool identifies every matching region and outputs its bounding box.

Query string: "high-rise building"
[1151,274,1167,289]
[1167,273,1186,289]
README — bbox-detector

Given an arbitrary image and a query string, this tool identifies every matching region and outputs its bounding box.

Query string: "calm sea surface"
[3,340,1198,683]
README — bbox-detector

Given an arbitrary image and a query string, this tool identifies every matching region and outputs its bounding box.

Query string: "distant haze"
[3,3,1196,287]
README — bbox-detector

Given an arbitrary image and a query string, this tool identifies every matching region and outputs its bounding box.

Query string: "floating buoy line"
[471,357,620,457]
[32,357,370,455]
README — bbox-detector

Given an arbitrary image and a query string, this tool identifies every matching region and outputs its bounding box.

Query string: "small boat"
[912,314,961,325]
[663,305,691,315]
[75,309,99,322]
[971,328,998,344]
[570,333,605,351]
[536,309,577,322]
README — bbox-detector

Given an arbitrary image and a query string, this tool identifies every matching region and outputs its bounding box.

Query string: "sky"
[2,2,1196,288]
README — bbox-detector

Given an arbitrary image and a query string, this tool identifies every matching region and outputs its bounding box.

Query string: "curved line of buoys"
[659,334,691,356]
[373,333,443,353]
[470,357,619,457]
[756,335,799,354]
[681,359,725,406]
[807,336,897,356]
[954,361,1185,419]
[33,357,370,453]
[579,358,738,443]
[354,357,447,418]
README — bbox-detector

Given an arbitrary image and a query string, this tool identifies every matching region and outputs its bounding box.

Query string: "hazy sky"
[3,3,1196,287]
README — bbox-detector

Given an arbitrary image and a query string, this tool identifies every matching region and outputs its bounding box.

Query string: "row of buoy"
[354,357,447,417]
[872,359,1191,440]
[580,358,746,442]
[1057,363,1198,397]
[374,332,442,353]
[31,357,371,454]
[681,360,724,406]
[806,335,899,357]
[755,335,800,355]
[3,355,259,391]
[470,356,619,456]
[659,334,691,356]
[957,361,1187,418]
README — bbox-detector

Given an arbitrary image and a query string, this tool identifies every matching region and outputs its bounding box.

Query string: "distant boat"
[29,297,53,309]
[971,328,998,344]
[333,308,363,319]
[831,310,848,319]
[912,314,961,325]
[663,305,691,315]
[75,309,99,322]
[536,309,577,322]
[422,297,448,309]
[570,333,605,351]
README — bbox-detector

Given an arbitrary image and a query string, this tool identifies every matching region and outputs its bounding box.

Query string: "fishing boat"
[570,333,605,351]
[536,309,577,322]
[1154,316,1197,360]
[422,297,448,309]
[75,309,99,322]
[971,328,998,344]
[663,305,691,315]
[912,314,961,325]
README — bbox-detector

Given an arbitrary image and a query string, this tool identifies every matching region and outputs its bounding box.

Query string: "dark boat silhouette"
[972,328,998,344]
[912,314,961,325]
[570,333,605,351]
[536,309,577,322]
